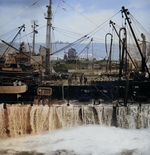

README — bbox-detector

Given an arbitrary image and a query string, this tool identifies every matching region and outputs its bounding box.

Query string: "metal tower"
[45,0,52,75]
[31,20,38,56]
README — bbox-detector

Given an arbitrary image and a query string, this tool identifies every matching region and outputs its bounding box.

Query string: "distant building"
[68,48,77,58]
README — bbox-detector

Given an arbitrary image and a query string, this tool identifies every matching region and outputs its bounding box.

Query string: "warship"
[0,1,149,108]
[0,1,150,142]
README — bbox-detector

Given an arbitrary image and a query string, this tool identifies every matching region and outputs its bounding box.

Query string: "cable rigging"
[0,30,19,49]
[51,11,121,53]
[54,28,80,40]
[76,38,93,58]
[36,1,45,14]
[0,0,41,30]
[130,14,150,38]
[86,11,121,37]
[50,35,90,56]
[0,27,18,39]
[62,0,98,27]
[65,38,93,65]
[53,27,84,38]
[61,0,121,40]
[53,0,61,18]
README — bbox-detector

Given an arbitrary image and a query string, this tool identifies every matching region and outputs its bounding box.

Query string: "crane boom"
[2,24,25,58]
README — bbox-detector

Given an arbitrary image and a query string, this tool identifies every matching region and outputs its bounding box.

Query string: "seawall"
[0,103,150,138]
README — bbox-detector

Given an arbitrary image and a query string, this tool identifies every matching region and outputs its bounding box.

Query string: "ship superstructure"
[0,1,149,107]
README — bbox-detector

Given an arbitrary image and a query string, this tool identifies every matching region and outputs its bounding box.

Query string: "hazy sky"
[0,0,150,44]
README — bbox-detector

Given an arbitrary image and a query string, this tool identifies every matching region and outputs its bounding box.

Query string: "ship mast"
[31,20,38,56]
[121,6,150,77]
[45,0,52,75]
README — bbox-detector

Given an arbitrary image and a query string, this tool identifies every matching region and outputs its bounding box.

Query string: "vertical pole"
[92,39,94,71]
[76,57,77,70]
[141,33,146,59]
[32,21,35,56]
[87,47,88,60]
[67,86,69,105]
[118,28,127,81]
[124,78,129,107]
[45,0,52,76]
[62,85,64,101]
[105,33,113,72]
[31,21,38,56]
[141,33,146,70]
[109,34,113,72]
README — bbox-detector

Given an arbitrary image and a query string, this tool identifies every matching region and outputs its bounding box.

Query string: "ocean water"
[0,125,150,155]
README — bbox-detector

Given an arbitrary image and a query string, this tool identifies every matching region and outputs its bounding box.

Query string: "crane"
[1,24,25,59]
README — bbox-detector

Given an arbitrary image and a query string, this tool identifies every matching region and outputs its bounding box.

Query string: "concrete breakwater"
[0,103,150,138]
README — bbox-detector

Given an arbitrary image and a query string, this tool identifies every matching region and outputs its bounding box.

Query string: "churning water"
[0,103,150,154]
[0,125,150,155]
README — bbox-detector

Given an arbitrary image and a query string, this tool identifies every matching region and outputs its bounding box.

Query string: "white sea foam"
[0,125,150,155]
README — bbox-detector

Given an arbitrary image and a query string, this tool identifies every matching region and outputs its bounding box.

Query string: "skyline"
[0,0,150,46]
